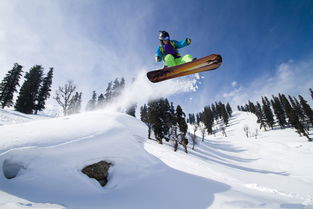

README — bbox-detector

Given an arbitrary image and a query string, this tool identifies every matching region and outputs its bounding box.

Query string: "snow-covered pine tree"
[0,63,23,109]
[111,77,125,99]
[34,67,53,114]
[15,65,43,114]
[67,92,82,115]
[104,81,113,103]
[97,94,105,109]
[86,91,97,111]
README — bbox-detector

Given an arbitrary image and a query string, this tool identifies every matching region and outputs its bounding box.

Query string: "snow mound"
[0,110,229,209]
[0,108,51,126]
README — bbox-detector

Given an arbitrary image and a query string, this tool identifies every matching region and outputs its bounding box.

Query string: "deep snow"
[0,109,312,209]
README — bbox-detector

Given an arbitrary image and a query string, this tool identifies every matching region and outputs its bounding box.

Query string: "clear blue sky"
[1,0,313,114]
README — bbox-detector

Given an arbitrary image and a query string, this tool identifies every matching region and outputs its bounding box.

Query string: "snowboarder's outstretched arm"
[172,38,191,49]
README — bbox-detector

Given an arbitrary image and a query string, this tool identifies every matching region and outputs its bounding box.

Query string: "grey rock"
[82,161,112,187]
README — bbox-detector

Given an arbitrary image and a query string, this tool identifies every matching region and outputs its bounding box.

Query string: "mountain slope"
[0,110,228,209]
[0,110,312,209]
[145,112,313,208]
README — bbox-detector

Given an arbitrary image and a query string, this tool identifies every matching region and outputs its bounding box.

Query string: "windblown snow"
[0,108,312,209]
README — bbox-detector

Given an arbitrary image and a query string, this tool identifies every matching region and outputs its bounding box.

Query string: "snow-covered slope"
[0,109,52,126]
[0,110,312,209]
[146,112,313,208]
[0,110,227,209]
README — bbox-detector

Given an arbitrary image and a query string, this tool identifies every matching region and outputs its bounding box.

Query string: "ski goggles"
[161,36,169,41]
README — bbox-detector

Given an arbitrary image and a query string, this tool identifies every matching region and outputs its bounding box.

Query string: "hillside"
[0,110,312,209]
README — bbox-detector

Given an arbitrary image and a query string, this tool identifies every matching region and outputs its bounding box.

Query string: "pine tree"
[147,98,170,144]
[202,106,214,134]
[226,103,232,117]
[310,88,313,100]
[86,91,97,111]
[256,102,267,131]
[248,101,257,114]
[262,96,274,129]
[140,104,152,139]
[97,94,105,108]
[34,68,53,114]
[15,65,43,114]
[0,63,23,109]
[280,94,309,139]
[104,81,113,103]
[111,77,125,99]
[299,95,313,127]
[167,102,177,140]
[211,103,218,121]
[271,95,287,128]
[221,103,229,126]
[126,103,137,117]
[188,113,196,124]
[68,92,82,115]
[291,96,306,123]
[279,94,293,126]
[217,102,223,119]
[176,105,187,136]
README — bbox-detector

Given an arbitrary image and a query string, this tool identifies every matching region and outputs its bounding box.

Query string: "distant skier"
[155,31,193,67]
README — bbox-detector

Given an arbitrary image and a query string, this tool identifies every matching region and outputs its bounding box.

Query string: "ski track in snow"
[245,184,313,205]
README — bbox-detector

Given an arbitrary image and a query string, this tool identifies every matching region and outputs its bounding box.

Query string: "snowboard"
[147,54,222,83]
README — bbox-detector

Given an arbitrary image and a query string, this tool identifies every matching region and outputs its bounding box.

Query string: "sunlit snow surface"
[0,109,312,209]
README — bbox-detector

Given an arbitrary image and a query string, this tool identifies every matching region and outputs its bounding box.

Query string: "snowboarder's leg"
[175,54,193,65]
[164,54,177,67]
[181,54,193,63]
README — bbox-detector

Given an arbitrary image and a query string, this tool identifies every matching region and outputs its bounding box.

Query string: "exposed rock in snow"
[82,160,112,187]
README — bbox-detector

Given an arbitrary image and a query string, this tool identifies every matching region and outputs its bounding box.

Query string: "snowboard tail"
[147,54,222,83]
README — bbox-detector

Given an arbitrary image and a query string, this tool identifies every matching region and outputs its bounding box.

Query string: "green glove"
[186,38,191,45]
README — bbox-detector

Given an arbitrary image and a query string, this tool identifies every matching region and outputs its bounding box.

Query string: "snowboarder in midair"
[155,31,193,67]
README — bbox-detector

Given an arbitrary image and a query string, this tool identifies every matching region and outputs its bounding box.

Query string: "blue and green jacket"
[156,39,190,61]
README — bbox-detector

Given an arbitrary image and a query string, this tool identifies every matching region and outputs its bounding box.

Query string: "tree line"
[0,63,137,116]
[238,90,313,141]
[140,99,232,153]
[55,77,137,116]
[0,63,53,114]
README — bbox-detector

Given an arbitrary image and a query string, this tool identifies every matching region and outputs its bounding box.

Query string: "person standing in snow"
[155,31,193,67]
